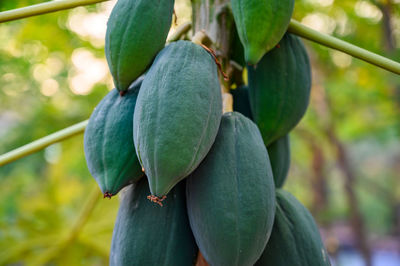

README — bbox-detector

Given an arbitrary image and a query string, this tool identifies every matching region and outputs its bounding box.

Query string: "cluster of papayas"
[82,0,330,265]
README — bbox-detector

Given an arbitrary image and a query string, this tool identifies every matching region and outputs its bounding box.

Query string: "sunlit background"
[1,0,400,265]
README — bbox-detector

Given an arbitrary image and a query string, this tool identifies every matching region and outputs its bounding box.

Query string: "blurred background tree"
[0,0,399,265]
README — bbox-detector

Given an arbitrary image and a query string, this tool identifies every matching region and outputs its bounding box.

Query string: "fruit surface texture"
[231,0,294,64]
[133,40,222,197]
[105,0,174,91]
[186,112,275,266]
[248,33,311,146]
[84,77,144,197]
[110,179,198,266]
[255,189,331,266]
[268,134,290,188]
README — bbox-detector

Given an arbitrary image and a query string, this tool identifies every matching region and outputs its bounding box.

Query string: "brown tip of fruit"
[147,195,167,207]
[119,90,127,97]
[104,192,113,199]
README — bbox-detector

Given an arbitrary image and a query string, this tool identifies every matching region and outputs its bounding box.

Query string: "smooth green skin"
[255,190,331,266]
[84,77,144,197]
[268,134,290,188]
[105,0,174,91]
[133,41,222,197]
[230,86,253,120]
[231,0,294,64]
[248,33,311,146]
[110,179,198,266]
[186,112,276,266]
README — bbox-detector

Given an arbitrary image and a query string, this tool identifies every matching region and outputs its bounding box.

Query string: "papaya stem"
[288,19,400,75]
[0,120,88,167]
[0,0,107,23]
[167,22,192,43]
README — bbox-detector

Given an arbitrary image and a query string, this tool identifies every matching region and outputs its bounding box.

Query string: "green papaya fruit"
[110,179,198,266]
[105,0,174,91]
[268,134,290,188]
[84,77,144,198]
[133,40,222,198]
[186,112,275,266]
[231,0,294,64]
[255,189,331,266]
[248,33,311,146]
[230,85,253,120]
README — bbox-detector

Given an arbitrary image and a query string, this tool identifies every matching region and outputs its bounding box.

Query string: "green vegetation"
[0,0,399,265]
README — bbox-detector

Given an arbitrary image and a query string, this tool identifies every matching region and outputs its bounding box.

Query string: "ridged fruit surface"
[186,112,275,266]
[105,0,174,91]
[248,33,311,146]
[255,189,331,266]
[268,134,290,188]
[84,77,144,197]
[110,179,198,266]
[230,85,253,120]
[231,0,294,64]
[133,40,222,197]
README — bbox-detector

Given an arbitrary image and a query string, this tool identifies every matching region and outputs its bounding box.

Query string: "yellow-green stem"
[0,0,108,23]
[0,120,88,166]
[288,19,400,75]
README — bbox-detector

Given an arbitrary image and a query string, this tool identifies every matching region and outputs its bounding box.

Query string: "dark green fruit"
[255,189,331,266]
[133,40,222,198]
[268,134,290,188]
[186,112,275,266]
[84,77,144,198]
[248,33,311,146]
[110,179,198,266]
[230,85,253,120]
[105,0,174,91]
[231,0,294,64]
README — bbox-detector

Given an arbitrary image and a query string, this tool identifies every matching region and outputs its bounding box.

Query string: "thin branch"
[29,185,101,265]
[0,0,108,23]
[0,120,88,166]
[6,0,105,22]
[167,21,192,43]
[288,19,400,75]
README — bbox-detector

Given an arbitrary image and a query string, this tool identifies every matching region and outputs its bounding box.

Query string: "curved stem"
[28,185,101,265]
[0,120,88,166]
[167,21,192,43]
[0,0,108,23]
[288,19,400,75]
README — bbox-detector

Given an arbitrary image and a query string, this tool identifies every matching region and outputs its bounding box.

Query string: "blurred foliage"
[0,0,399,265]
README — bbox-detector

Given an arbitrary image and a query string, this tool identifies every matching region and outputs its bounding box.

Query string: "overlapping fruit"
[83,0,330,265]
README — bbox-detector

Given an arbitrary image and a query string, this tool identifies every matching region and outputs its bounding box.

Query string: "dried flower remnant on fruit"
[147,195,167,206]
[104,191,113,199]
